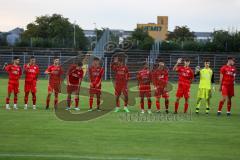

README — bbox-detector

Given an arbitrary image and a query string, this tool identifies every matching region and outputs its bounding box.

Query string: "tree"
[130,28,154,50]
[167,26,195,42]
[19,14,88,49]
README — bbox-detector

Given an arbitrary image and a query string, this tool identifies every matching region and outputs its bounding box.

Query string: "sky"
[0,0,240,32]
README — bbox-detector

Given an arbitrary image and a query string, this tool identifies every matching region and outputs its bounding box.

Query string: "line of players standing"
[2,55,236,116]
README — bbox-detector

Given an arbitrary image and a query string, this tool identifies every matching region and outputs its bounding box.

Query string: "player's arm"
[194,66,200,77]
[219,67,224,92]
[95,68,104,87]
[66,66,73,85]
[173,58,182,71]
[44,66,51,74]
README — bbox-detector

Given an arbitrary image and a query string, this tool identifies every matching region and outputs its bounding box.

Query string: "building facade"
[137,16,168,41]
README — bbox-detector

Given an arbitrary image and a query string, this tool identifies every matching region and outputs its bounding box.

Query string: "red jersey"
[5,64,22,84]
[152,68,169,87]
[137,68,151,86]
[220,65,236,85]
[45,65,64,84]
[176,66,194,86]
[24,64,39,82]
[111,63,130,82]
[89,66,104,86]
[67,65,84,85]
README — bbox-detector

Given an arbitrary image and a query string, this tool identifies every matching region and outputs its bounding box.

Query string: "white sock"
[25,104,28,108]
[33,105,36,108]
[6,104,10,108]
[14,104,17,108]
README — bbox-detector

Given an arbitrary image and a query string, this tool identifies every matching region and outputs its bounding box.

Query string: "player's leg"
[184,98,189,113]
[174,97,180,114]
[6,86,12,109]
[32,92,37,110]
[114,86,121,112]
[217,95,226,115]
[123,86,130,113]
[54,92,59,109]
[24,91,30,109]
[66,93,72,110]
[205,98,210,114]
[226,85,234,116]
[195,98,202,114]
[163,92,169,114]
[155,97,160,112]
[46,85,53,109]
[165,98,169,114]
[147,97,152,114]
[218,85,228,115]
[175,86,183,114]
[13,84,19,109]
[88,93,94,111]
[140,96,145,113]
[96,93,101,111]
[226,96,232,116]
[74,94,80,111]
[183,86,190,113]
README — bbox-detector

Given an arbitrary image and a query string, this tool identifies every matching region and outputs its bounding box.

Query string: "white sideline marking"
[0,153,162,160]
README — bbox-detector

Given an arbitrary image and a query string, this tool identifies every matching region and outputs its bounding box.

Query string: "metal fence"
[0,50,239,83]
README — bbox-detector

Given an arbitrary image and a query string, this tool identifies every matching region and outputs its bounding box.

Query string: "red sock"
[227,101,231,112]
[116,98,120,107]
[6,97,10,104]
[14,94,18,104]
[165,99,169,110]
[54,98,58,106]
[124,98,128,107]
[140,99,144,110]
[46,98,50,107]
[24,92,29,104]
[175,102,179,112]
[67,97,71,107]
[75,98,79,108]
[97,97,100,108]
[184,103,189,113]
[147,99,151,109]
[32,93,36,105]
[156,99,160,110]
[89,97,93,109]
[218,100,224,112]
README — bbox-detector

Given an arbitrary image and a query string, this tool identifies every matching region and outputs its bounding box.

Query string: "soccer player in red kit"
[66,61,84,111]
[173,58,194,114]
[88,57,104,111]
[137,62,152,114]
[24,56,39,110]
[45,57,64,110]
[217,57,236,116]
[4,56,22,110]
[152,60,169,113]
[111,56,130,113]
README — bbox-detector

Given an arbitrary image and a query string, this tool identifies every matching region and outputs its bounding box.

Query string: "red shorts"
[155,87,169,98]
[115,83,128,96]
[8,83,19,94]
[221,84,234,97]
[25,81,37,93]
[89,84,101,95]
[139,85,151,98]
[67,85,80,94]
[176,84,190,99]
[48,83,61,93]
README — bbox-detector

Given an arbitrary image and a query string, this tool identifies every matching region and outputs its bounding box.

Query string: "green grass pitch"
[0,78,240,160]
